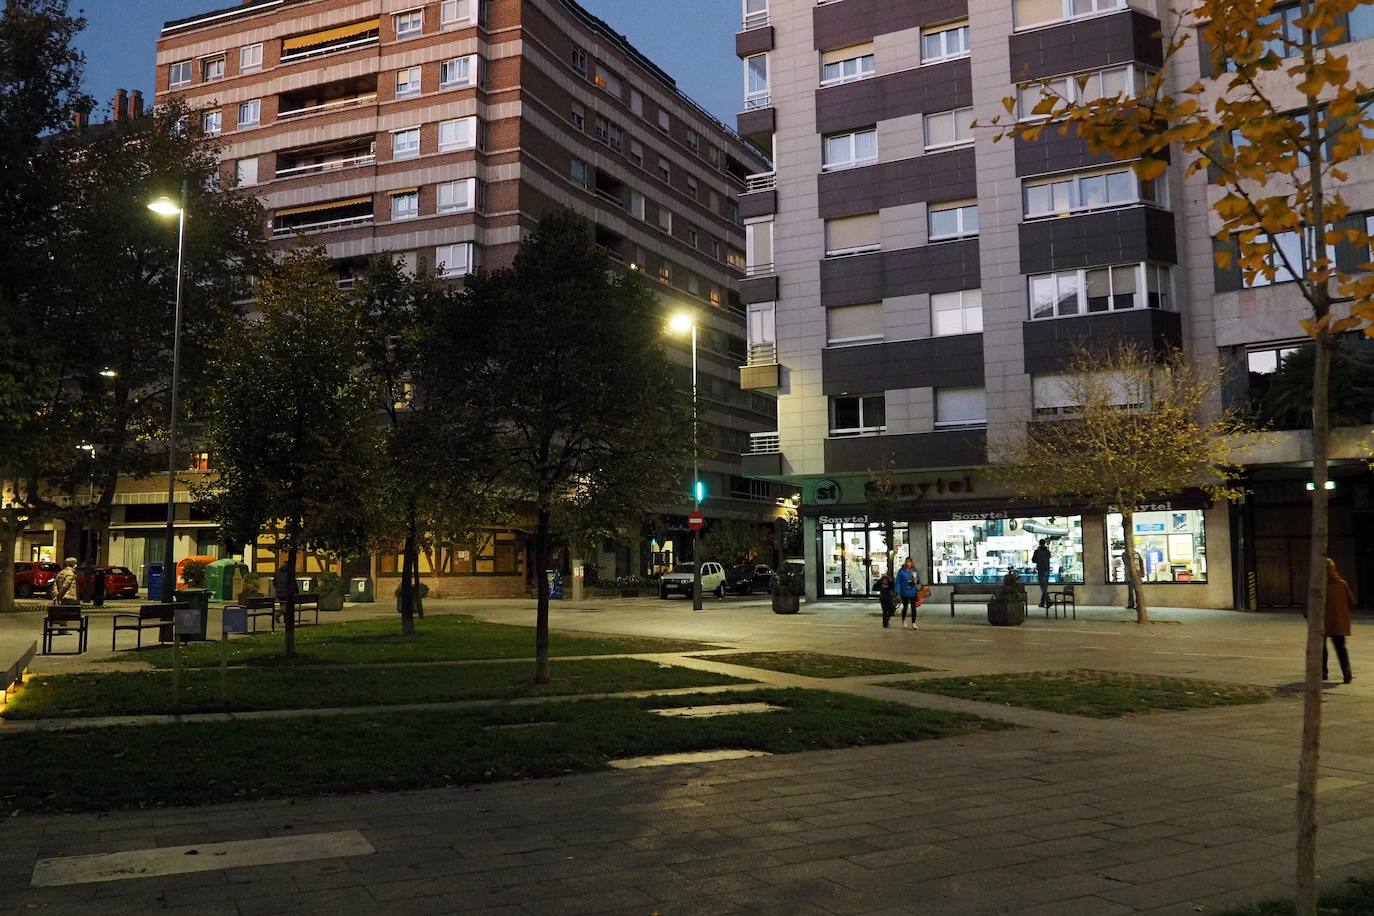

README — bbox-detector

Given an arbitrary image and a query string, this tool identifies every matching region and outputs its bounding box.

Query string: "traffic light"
[694,479,706,503]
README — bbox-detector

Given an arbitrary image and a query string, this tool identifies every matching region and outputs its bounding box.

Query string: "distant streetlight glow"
[668,312,703,611]
[147,197,183,217]
[98,368,117,378]
[149,183,189,602]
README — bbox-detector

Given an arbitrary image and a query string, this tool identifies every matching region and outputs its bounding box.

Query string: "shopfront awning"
[803,489,1214,522]
[282,19,379,52]
[274,196,372,218]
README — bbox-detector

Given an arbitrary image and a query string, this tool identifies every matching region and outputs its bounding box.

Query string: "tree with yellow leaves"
[985,1,1373,909]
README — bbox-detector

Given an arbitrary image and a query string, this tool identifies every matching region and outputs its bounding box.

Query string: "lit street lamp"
[148,182,188,603]
[669,312,703,611]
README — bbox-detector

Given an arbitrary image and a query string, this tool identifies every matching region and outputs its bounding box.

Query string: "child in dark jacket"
[877,573,897,628]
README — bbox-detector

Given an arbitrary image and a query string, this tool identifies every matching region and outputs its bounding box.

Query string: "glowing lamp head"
[147,197,182,217]
[669,314,694,334]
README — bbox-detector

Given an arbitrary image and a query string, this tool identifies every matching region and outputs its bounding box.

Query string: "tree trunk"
[534,506,551,684]
[283,524,298,659]
[0,525,17,612]
[1123,508,1149,624]
[1297,331,1332,916]
[399,497,417,636]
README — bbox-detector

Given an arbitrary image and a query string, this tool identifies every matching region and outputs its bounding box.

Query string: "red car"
[80,566,140,599]
[12,562,59,599]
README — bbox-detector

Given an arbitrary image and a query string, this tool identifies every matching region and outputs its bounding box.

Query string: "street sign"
[687,511,705,531]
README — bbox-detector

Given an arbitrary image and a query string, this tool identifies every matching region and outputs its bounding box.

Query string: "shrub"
[181,561,207,589]
[319,571,343,595]
[239,571,262,598]
[393,582,430,598]
[771,563,806,597]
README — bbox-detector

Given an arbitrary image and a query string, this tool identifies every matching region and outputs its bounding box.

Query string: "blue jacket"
[895,566,920,597]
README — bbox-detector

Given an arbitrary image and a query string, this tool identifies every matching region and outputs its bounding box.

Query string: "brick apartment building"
[141,0,788,596]
[732,0,1374,608]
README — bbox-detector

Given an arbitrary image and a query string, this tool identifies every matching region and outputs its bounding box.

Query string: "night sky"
[74,0,744,123]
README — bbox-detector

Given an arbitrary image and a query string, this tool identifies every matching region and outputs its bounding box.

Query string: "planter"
[396,595,424,616]
[771,594,801,615]
[319,589,345,612]
[987,598,1026,627]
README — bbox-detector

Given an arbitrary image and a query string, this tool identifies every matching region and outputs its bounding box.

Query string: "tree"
[699,517,766,567]
[198,248,378,657]
[986,5,1374,904]
[426,209,693,683]
[993,344,1251,624]
[864,455,899,580]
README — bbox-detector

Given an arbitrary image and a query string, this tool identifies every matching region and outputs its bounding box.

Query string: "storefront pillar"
[908,522,930,581]
[1081,514,1107,594]
[803,515,819,602]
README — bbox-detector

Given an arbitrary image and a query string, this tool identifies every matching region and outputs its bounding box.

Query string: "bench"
[949,583,1000,617]
[243,596,277,632]
[111,603,186,651]
[242,594,319,632]
[42,608,89,655]
[285,593,319,627]
[1047,583,1077,619]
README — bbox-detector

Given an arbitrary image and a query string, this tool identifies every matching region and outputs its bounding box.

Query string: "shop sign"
[951,510,1008,521]
[819,515,869,526]
[884,475,977,502]
[1109,502,1173,513]
[813,479,841,506]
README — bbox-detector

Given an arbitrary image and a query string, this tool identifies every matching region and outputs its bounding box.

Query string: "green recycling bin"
[349,577,375,603]
[205,558,241,601]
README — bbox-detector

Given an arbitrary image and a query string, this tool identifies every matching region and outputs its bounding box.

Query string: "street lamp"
[148,181,188,603]
[668,312,703,611]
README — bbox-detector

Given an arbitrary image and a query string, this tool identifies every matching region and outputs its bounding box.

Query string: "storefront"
[930,514,1083,584]
[1106,507,1207,584]
[818,516,911,597]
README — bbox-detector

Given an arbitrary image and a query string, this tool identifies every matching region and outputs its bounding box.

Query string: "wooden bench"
[111,603,186,651]
[284,593,320,627]
[948,583,1000,617]
[42,607,89,655]
[1047,583,1077,619]
[243,596,277,632]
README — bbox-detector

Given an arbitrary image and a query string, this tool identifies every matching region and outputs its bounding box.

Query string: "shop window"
[821,520,911,597]
[1106,509,1207,583]
[931,516,1084,584]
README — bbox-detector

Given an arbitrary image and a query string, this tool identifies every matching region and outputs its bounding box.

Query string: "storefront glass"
[820,519,910,597]
[930,516,1084,584]
[1106,509,1207,582]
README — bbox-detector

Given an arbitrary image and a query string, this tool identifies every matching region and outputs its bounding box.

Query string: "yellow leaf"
[1134,157,1168,181]
[1331,316,1363,333]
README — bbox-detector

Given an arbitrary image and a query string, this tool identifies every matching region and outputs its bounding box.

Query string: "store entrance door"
[820,520,910,598]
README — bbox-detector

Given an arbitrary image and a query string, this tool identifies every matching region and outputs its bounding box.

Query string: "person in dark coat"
[1032,539,1052,608]
[877,573,896,628]
[1325,557,1355,684]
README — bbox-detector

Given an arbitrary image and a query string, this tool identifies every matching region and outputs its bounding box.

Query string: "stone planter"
[771,594,801,615]
[319,589,345,612]
[987,598,1026,626]
[396,595,424,616]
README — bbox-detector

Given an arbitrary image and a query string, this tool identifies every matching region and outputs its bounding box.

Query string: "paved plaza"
[1,597,1372,914]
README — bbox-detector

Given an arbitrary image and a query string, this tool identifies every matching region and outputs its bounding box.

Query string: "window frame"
[934,386,988,429]
[390,190,419,221]
[394,9,424,38]
[437,242,475,278]
[1022,164,1166,219]
[1014,0,1127,31]
[169,60,192,88]
[923,107,974,151]
[440,55,477,88]
[928,200,979,241]
[921,21,971,64]
[820,49,876,87]
[440,0,480,27]
[437,178,479,214]
[395,66,422,98]
[201,110,222,137]
[829,394,887,437]
[570,156,589,189]
[391,126,421,159]
[239,43,262,73]
[744,53,770,108]
[931,289,984,336]
[821,127,878,172]
[438,116,477,152]
[1017,64,1150,120]
[202,55,225,82]
[236,98,261,129]
[1028,263,1172,319]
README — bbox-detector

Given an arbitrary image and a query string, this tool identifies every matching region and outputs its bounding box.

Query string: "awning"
[275,196,371,218]
[282,18,379,52]
[388,187,419,196]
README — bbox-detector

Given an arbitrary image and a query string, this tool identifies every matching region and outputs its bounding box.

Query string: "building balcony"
[271,196,374,237]
[825,429,987,474]
[736,23,774,57]
[742,431,784,477]
[740,172,778,219]
[739,342,779,391]
[1022,308,1183,374]
[274,137,376,179]
[737,100,775,148]
[280,18,380,63]
[277,76,378,120]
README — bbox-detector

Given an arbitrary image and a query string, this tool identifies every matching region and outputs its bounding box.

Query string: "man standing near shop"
[1032,539,1052,609]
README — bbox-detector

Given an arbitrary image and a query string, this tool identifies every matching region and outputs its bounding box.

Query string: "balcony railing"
[749,431,780,454]
[595,188,625,208]
[742,9,769,29]
[744,171,777,194]
[274,153,375,179]
[271,213,374,238]
[277,93,377,120]
[743,93,772,111]
[745,261,775,278]
[746,341,777,366]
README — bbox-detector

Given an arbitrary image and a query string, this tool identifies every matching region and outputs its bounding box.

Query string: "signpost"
[687,512,705,611]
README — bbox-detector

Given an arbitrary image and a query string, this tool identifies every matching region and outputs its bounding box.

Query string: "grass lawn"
[112,614,714,668]
[0,688,1012,813]
[5,658,751,719]
[1214,874,1374,914]
[697,651,931,679]
[890,669,1272,718]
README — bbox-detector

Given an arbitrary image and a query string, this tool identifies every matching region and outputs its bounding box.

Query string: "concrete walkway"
[1,596,1371,914]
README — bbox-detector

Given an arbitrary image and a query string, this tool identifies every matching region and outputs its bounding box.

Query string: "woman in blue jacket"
[895,557,921,629]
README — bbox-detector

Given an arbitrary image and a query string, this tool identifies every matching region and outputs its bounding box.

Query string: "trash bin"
[176,588,210,641]
[146,563,165,600]
[349,577,375,603]
[571,564,585,601]
[546,569,564,600]
[205,558,240,602]
[297,576,318,595]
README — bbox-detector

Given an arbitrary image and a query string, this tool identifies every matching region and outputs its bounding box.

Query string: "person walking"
[1324,557,1355,684]
[1032,539,1052,609]
[895,557,921,629]
[51,557,80,606]
[876,572,896,629]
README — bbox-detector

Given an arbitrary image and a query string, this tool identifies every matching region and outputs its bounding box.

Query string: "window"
[237,99,260,128]
[728,199,741,225]
[688,227,699,249]
[441,55,476,88]
[658,110,671,131]
[932,289,983,335]
[830,394,886,436]
[1015,0,1125,29]
[392,127,420,159]
[929,201,978,240]
[1028,264,1171,318]
[744,54,769,108]
[1017,65,1148,119]
[658,258,672,282]
[569,102,585,131]
[827,303,883,344]
[201,110,222,136]
[1246,344,1304,422]
[437,178,478,213]
[594,115,623,150]
[437,242,475,277]
[570,156,588,189]
[686,128,699,152]
[710,286,722,305]
[746,219,773,274]
[744,0,769,29]
[657,156,671,181]
[824,213,880,256]
[709,238,721,259]
[822,127,877,170]
[687,176,699,201]
[202,55,225,82]
[1023,166,1165,218]
[391,190,418,220]
[441,0,480,26]
[439,116,477,150]
[921,21,970,62]
[1241,228,1335,287]
[394,9,424,38]
[630,89,644,116]
[820,43,875,85]
[631,190,646,220]
[936,387,987,427]
[169,60,191,88]
[727,248,746,270]
[930,517,1084,584]
[396,67,421,98]
[1107,509,1208,583]
[628,139,644,166]
[657,207,673,234]
[235,157,258,186]
[594,62,622,97]
[571,44,588,72]
[708,145,722,167]
[1352,2,1374,40]
[240,43,262,73]
[747,302,775,346]
[924,107,973,150]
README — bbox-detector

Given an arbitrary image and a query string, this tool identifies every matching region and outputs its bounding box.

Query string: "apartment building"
[734,0,1374,609]
[149,0,784,596]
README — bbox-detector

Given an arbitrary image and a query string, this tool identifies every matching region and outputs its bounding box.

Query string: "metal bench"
[112,603,185,650]
[42,608,88,655]
[243,596,277,632]
[948,583,999,617]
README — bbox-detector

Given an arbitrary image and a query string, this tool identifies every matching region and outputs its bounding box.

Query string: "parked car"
[13,562,59,599]
[79,566,139,599]
[658,562,727,599]
[726,563,774,595]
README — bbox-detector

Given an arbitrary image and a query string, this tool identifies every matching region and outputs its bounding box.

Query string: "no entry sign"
[687,511,705,531]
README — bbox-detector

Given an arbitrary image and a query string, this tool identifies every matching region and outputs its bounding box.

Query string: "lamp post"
[669,313,703,611]
[149,182,188,603]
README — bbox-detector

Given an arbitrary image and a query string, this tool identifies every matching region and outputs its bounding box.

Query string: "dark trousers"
[1036,571,1050,607]
[901,596,917,621]
[1325,635,1353,681]
[881,600,895,627]
[1126,579,1138,609]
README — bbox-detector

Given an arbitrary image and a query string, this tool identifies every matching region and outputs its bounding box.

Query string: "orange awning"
[282,19,379,52]
[274,196,371,218]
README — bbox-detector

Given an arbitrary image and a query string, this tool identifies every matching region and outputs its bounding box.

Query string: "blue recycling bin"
[146,563,165,599]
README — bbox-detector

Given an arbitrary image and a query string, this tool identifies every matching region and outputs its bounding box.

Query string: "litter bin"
[571,563,585,601]
[205,559,240,602]
[297,576,318,595]
[146,563,165,600]
[349,577,375,603]
[176,588,210,641]
[546,569,564,600]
